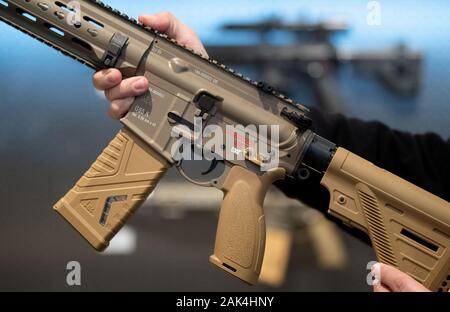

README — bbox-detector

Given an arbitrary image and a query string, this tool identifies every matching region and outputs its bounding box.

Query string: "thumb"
[379,264,430,292]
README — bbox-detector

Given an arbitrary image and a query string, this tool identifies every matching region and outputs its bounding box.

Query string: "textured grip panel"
[209,167,285,285]
[54,128,170,251]
[357,188,398,266]
[321,148,450,291]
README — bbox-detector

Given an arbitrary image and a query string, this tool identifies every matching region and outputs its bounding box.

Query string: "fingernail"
[141,14,155,19]
[133,78,148,92]
[139,15,154,23]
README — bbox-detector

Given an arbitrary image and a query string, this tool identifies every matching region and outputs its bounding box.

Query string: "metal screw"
[338,195,347,205]
[87,29,98,37]
[37,2,49,11]
[55,11,65,20]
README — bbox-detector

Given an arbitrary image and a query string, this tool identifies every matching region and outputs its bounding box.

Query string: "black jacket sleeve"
[276,108,450,215]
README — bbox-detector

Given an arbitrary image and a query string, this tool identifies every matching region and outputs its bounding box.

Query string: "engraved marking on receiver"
[80,199,98,216]
[194,68,219,85]
[149,86,165,98]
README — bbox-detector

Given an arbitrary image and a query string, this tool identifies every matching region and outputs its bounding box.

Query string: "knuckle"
[104,89,113,101]
[108,104,120,119]
[124,76,138,85]
[121,97,135,109]
[92,70,110,89]
[393,279,407,292]
[92,74,102,88]
[126,77,144,93]
[122,81,136,95]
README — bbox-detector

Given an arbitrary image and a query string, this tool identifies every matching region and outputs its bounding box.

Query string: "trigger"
[202,158,220,175]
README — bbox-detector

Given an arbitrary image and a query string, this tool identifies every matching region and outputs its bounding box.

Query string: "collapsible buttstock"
[209,166,285,285]
[321,148,450,291]
[54,128,170,251]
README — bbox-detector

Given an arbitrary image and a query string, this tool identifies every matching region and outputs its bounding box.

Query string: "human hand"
[373,263,432,292]
[92,12,208,119]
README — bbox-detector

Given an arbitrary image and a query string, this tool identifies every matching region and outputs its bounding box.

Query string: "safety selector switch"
[102,32,129,67]
[194,92,223,119]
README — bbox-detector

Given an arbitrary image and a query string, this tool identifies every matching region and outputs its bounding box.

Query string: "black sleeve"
[276,107,450,214]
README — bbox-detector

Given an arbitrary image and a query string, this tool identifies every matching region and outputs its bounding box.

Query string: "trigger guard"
[175,160,221,187]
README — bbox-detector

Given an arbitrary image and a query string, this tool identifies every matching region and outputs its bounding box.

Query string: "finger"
[379,264,430,292]
[104,76,148,102]
[139,12,181,39]
[139,13,208,57]
[108,97,135,119]
[373,283,391,292]
[93,69,122,90]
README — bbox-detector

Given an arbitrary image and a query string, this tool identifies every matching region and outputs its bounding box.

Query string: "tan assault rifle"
[0,0,448,290]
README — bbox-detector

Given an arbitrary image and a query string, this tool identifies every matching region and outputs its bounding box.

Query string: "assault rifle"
[0,0,448,290]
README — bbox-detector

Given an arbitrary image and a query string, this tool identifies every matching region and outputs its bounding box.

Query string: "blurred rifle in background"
[206,18,422,112]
